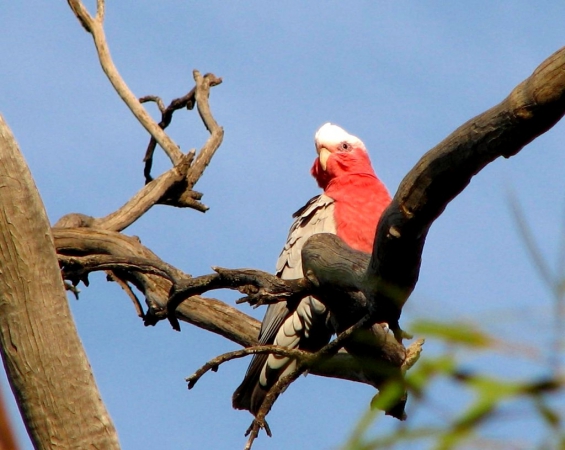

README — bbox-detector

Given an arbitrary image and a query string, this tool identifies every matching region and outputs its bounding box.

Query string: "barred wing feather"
[232,194,337,413]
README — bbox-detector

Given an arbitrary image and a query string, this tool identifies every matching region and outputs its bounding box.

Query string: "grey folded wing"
[233,194,337,413]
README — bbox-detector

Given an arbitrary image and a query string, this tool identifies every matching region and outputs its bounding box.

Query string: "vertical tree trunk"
[0,115,120,449]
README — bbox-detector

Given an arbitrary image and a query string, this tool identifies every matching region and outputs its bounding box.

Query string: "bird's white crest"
[314,122,365,152]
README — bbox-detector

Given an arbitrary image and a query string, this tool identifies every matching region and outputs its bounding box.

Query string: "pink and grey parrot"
[232,123,392,416]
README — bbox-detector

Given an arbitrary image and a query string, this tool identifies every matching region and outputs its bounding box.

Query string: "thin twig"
[141,86,197,182]
[247,369,302,448]
[106,272,145,318]
[242,315,382,450]
[139,95,166,113]
[186,345,313,389]
[166,267,311,331]
[140,73,222,182]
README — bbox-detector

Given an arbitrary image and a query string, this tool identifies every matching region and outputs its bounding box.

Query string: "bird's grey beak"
[318,147,331,171]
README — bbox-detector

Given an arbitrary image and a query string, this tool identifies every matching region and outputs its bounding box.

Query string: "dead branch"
[53,72,222,228]
[59,254,183,286]
[186,345,314,390]
[54,227,421,387]
[166,267,312,331]
[141,73,222,183]
[244,370,301,449]
[106,272,146,318]
[53,227,257,345]
[239,312,410,450]
[68,0,183,165]
[163,251,416,424]
[238,317,399,449]
[187,71,224,187]
[54,70,224,230]
[64,0,224,233]
[366,45,565,333]
[55,151,195,231]
[139,95,166,113]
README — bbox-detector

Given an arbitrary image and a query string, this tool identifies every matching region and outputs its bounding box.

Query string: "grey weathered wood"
[0,115,120,449]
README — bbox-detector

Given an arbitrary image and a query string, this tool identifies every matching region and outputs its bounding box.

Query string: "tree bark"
[0,115,120,449]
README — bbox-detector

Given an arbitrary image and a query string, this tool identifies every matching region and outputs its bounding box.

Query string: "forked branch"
[141,72,223,183]
[62,1,224,232]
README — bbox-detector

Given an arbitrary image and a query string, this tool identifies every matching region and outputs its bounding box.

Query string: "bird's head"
[311,123,375,190]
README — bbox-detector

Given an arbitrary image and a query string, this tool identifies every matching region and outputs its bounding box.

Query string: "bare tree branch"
[166,267,312,331]
[62,3,224,229]
[55,150,196,231]
[59,254,182,284]
[140,73,222,183]
[187,70,224,188]
[67,0,183,165]
[106,271,146,318]
[365,45,565,337]
[53,227,420,386]
[0,115,120,449]
[186,345,314,390]
[139,95,166,113]
[54,227,259,346]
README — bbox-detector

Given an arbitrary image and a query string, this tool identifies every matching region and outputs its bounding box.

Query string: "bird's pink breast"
[324,174,391,253]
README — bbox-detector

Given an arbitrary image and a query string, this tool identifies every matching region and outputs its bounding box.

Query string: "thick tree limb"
[367,46,565,326]
[53,228,258,347]
[0,115,120,449]
[59,254,181,284]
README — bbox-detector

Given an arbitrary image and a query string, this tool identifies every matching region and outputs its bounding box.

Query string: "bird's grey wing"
[263,193,336,342]
[233,194,336,413]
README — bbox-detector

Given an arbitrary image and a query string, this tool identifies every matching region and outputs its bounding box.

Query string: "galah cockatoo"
[232,123,392,416]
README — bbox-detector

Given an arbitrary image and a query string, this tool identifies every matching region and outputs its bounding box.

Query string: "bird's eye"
[340,142,351,151]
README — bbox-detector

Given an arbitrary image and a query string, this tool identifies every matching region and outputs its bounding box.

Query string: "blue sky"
[1,2,565,449]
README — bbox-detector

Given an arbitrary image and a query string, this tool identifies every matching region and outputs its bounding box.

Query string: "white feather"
[314,122,365,152]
